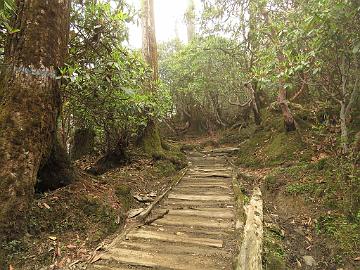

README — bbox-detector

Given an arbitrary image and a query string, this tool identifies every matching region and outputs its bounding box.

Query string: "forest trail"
[90,149,238,270]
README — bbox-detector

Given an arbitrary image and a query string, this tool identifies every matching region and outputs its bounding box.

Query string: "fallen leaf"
[43,203,51,209]
[66,244,77,249]
[9,265,14,270]
[48,236,57,241]
[354,257,360,261]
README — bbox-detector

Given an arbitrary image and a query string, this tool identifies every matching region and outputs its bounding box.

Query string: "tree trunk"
[249,82,262,125]
[340,100,348,154]
[141,0,158,85]
[263,11,296,132]
[278,85,296,132]
[185,0,195,42]
[140,0,164,156]
[0,0,71,239]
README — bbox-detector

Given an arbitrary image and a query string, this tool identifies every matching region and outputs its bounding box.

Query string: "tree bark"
[248,82,262,125]
[140,0,164,156]
[185,0,195,42]
[141,0,158,85]
[0,0,70,239]
[340,100,348,153]
[278,85,296,132]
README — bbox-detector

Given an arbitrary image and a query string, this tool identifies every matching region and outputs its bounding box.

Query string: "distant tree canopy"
[160,0,360,152]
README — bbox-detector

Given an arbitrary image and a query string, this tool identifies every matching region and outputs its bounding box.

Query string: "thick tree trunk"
[278,86,296,132]
[0,0,70,239]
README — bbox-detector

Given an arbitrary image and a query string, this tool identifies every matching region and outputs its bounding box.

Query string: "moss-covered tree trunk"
[140,0,164,156]
[0,0,71,239]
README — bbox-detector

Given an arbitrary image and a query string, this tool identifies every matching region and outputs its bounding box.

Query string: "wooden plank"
[116,240,231,257]
[154,214,233,229]
[127,229,224,248]
[236,187,263,270]
[187,172,232,178]
[190,168,231,172]
[101,248,220,270]
[176,183,231,189]
[164,199,233,208]
[146,225,231,237]
[171,188,233,196]
[166,208,234,219]
[168,193,231,201]
[91,265,135,270]
[179,183,230,189]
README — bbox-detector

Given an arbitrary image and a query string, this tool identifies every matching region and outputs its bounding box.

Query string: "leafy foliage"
[160,36,249,131]
[60,1,172,152]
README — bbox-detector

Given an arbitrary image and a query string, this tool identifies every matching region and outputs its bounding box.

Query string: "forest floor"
[3,146,186,270]
[220,108,360,270]
[3,110,360,270]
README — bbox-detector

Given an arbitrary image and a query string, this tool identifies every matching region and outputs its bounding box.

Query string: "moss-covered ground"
[220,108,360,270]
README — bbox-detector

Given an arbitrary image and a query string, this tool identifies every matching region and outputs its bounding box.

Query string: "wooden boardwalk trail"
[90,151,238,270]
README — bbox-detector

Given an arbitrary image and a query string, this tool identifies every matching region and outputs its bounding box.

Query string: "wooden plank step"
[190,168,231,172]
[171,189,233,197]
[168,193,232,201]
[176,183,231,189]
[165,208,234,219]
[154,214,233,229]
[181,178,231,184]
[164,199,234,208]
[187,172,232,178]
[127,229,223,248]
[147,224,232,237]
[91,264,137,270]
[101,248,220,270]
[116,239,231,257]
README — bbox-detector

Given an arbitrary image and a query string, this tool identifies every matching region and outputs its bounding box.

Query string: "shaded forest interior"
[0,0,359,269]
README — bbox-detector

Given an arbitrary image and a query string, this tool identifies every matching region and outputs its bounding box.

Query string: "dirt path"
[89,150,238,270]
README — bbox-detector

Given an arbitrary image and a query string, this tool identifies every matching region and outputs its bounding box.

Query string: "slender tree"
[140,0,164,156]
[0,0,71,238]
[185,0,195,42]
